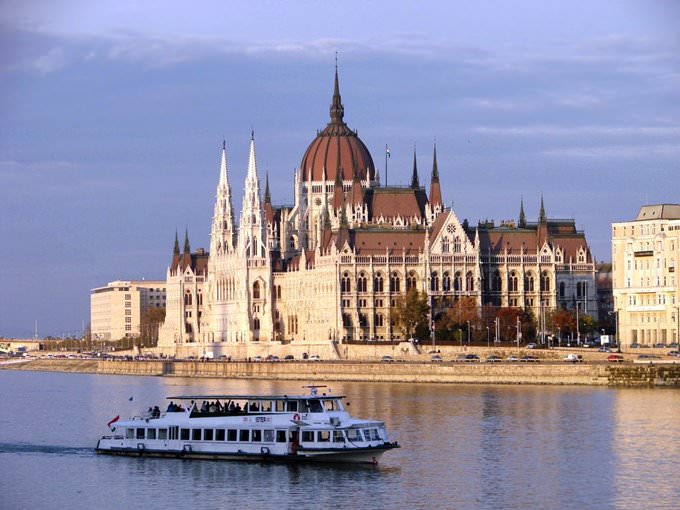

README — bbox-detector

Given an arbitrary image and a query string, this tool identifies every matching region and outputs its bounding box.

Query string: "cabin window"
[180,429,190,441]
[323,400,337,411]
[275,401,286,412]
[302,431,315,442]
[276,430,287,443]
[157,428,167,440]
[317,431,330,442]
[263,430,275,442]
[252,430,262,442]
[365,428,380,440]
[169,427,178,440]
[215,429,225,441]
[346,429,363,442]
[249,402,260,412]
[203,429,214,441]
[286,401,298,412]
[192,429,201,441]
[333,431,345,443]
[147,429,156,440]
[227,429,237,441]
[126,428,134,439]
[260,401,272,413]
[239,430,250,442]
[303,399,323,413]
[136,428,145,439]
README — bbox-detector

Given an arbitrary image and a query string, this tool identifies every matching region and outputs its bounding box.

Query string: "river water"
[0,370,678,510]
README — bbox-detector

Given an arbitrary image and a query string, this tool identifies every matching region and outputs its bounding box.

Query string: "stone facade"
[157,70,598,356]
[612,204,680,346]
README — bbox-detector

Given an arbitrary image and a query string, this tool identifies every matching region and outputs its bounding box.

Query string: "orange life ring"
[293,413,301,421]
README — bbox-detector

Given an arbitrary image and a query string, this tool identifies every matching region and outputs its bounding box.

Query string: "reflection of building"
[90,280,166,340]
[612,204,680,346]
[157,69,598,355]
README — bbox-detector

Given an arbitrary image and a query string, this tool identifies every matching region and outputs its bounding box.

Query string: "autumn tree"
[391,288,430,341]
[140,307,166,346]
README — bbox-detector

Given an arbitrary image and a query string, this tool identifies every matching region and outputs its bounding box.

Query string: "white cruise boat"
[96,386,399,464]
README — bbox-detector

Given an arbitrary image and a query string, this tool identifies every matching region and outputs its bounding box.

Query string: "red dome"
[299,70,375,182]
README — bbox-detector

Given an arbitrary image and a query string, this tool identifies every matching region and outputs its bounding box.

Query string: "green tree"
[391,288,430,340]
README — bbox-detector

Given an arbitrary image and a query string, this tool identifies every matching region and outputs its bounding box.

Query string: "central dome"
[300,70,375,182]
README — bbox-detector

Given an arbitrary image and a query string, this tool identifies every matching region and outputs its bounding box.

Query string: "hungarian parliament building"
[158,69,597,354]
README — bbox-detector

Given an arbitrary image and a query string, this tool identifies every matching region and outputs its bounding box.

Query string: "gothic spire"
[519,197,526,228]
[329,60,345,125]
[411,145,420,188]
[173,229,180,255]
[539,194,546,223]
[183,227,190,254]
[264,172,271,204]
[429,143,442,208]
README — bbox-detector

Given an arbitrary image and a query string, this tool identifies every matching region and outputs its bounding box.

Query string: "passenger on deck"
[209,402,217,413]
[228,402,236,412]
[152,406,161,418]
[200,401,208,413]
[167,402,176,412]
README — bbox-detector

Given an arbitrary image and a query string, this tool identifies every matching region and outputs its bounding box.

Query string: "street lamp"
[486,326,490,348]
[466,320,471,345]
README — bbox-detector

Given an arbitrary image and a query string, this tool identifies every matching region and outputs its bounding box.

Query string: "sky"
[1,1,679,338]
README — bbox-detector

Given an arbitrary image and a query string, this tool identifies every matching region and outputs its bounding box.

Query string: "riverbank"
[3,358,680,387]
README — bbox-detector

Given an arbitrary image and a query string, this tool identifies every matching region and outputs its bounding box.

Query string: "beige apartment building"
[91,280,166,340]
[612,204,680,346]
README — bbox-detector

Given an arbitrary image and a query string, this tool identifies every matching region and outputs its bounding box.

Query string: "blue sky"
[1,1,679,338]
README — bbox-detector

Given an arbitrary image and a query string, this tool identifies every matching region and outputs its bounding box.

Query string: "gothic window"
[576,281,588,298]
[359,314,368,327]
[541,271,550,292]
[341,272,351,293]
[454,272,462,292]
[375,313,384,327]
[431,272,439,292]
[406,271,417,291]
[253,317,260,330]
[357,272,368,293]
[253,281,260,299]
[492,271,502,292]
[342,314,352,327]
[197,291,203,306]
[454,236,461,253]
[390,272,401,293]
[374,273,384,293]
[509,271,518,292]
[441,237,450,253]
[466,271,474,292]
[184,292,192,306]
[442,272,451,292]
[525,273,535,292]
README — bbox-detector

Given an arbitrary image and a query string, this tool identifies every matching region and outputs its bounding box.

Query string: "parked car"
[668,350,680,357]
[381,355,395,363]
[252,356,263,362]
[607,354,624,363]
[526,343,537,349]
[431,354,443,363]
[266,355,280,362]
[520,355,539,362]
[598,347,612,353]
[283,355,295,361]
[464,354,481,362]
[454,354,468,363]
[637,354,660,360]
[308,355,321,361]
[654,343,666,349]
[564,353,583,363]
[485,355,502,363]
[630,343,641,348]
[507,355,519,362]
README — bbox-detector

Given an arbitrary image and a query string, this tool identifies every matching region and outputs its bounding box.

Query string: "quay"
[2,354,680,387]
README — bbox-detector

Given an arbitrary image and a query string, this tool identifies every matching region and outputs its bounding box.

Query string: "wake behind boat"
[96,386,399,464]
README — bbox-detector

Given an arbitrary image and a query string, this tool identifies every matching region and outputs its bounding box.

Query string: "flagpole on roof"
[385,144,390,187]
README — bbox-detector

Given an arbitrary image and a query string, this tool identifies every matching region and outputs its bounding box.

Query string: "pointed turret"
[263,171,274,224]
[539,195,546,223]
[519,197,527,228]
[173,230,180,256]
[429,143,442,208]
[238,132,267,258]
[411,146,420,188]
[183,228,190,254]
[210,140,236,254]
[350,162,364,206]
[329,61,345,126]
[332,140,345,212]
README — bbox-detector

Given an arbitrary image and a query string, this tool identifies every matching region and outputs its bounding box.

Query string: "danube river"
[1,371,678,510]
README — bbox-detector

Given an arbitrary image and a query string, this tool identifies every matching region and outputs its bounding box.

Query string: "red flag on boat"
[107,415,120,429]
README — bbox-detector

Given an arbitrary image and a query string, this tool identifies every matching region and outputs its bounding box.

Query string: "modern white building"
[91,280,166,340]
[612,204,680,346]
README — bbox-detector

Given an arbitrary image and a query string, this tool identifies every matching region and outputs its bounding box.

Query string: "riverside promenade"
[3,357,680,387]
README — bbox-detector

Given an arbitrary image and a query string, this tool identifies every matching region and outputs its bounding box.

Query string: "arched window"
[525,273,535,292]
[559,281,565,297]
[442,272,451,292]
[431,272,439,292]
[342,314,352,327]
[406,271,417,291]
[184,292,192,306]
[454,236,461,253]
[441,237,450,253]
[253,317,260,330]
[390,272,401,292]
[509,271,518,292]
[341,272,351,293]
[541,271,550,292]
[197,290,203,306]
[492,271,502,292]
[466,271,474,292]
[577,281,588,298]
[374,273,384,293]
[357,272,367,293]
[454,272,462,292]
[375,313,384,327]
[253,281,260,299]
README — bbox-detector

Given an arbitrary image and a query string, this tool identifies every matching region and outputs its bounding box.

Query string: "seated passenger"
[167,402,176,412]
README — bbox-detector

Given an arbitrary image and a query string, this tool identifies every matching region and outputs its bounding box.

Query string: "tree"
[391,288,430,340]
[140,307,166,347]
[549,309,577,338]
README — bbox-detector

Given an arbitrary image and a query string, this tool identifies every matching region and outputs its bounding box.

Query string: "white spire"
[238,132,266,257]
[210,140,235,253]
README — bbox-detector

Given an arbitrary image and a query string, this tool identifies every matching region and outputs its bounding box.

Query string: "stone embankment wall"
[4,358,680,387]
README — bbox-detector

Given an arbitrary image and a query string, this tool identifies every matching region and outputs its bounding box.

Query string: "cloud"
[472,125,680,138]
[31,47,65,74]
[541,144,680,159]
